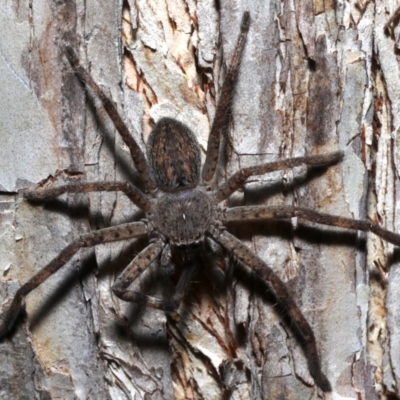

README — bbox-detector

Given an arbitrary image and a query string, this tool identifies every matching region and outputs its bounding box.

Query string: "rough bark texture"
[1,0,400,399]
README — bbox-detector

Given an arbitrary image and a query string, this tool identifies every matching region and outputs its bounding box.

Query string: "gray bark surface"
[1,1,400,399]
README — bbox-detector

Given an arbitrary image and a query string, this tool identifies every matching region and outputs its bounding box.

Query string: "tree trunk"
[1,1,400,399]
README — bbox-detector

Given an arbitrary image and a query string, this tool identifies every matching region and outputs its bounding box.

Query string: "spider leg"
[208,227,332,392]
[214,151,343,201]
[112,248,197,312]
[223,205,400,246]
[24,181,151,211]
[384,6,400,31]
[65,46,157,192]
[201,12,250,183]
[0,221,148,339]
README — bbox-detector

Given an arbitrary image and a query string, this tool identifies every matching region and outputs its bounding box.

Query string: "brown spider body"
[147,118,213,247]
[2,11,400,395]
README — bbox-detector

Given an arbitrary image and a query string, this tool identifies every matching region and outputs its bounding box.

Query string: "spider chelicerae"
[1,11,400,393]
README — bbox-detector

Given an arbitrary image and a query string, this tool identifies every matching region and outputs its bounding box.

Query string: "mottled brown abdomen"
[147,118,201,192]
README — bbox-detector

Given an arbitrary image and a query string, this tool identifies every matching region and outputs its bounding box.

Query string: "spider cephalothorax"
[2,11,400,394]
[151,186,213,246]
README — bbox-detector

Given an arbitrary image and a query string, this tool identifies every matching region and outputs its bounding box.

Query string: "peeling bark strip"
[294,0,316,60]
[1,1,400,399]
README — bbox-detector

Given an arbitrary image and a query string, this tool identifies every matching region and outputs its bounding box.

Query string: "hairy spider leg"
[65,46,157,192]
[112,247,198,312]
[209,228,332,392]
[214,151,343,201]
[24,181,151,211]
[202,12,250,183]
[223,206,400,247]
[0,222,148,338]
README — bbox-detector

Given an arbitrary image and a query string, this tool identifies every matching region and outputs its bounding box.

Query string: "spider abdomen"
[152,188,213,246]
[147,118,201,192]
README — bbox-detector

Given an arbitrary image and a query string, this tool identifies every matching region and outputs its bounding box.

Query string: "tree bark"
[1,0,400,399]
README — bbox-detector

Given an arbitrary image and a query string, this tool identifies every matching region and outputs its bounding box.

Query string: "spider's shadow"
[230,259,317,352]
[27,228,166,345]
[238,163,343,206]
[85,89,144,188]
[35,196,144,232]
[28,251,98,332]
[25,159,371,346]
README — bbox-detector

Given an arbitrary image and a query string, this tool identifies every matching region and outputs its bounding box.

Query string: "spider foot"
[241,11,250,32]
[309,362,332,392]
[0,296,24,339]
[64,44,79,68]
[22,189,52,202]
